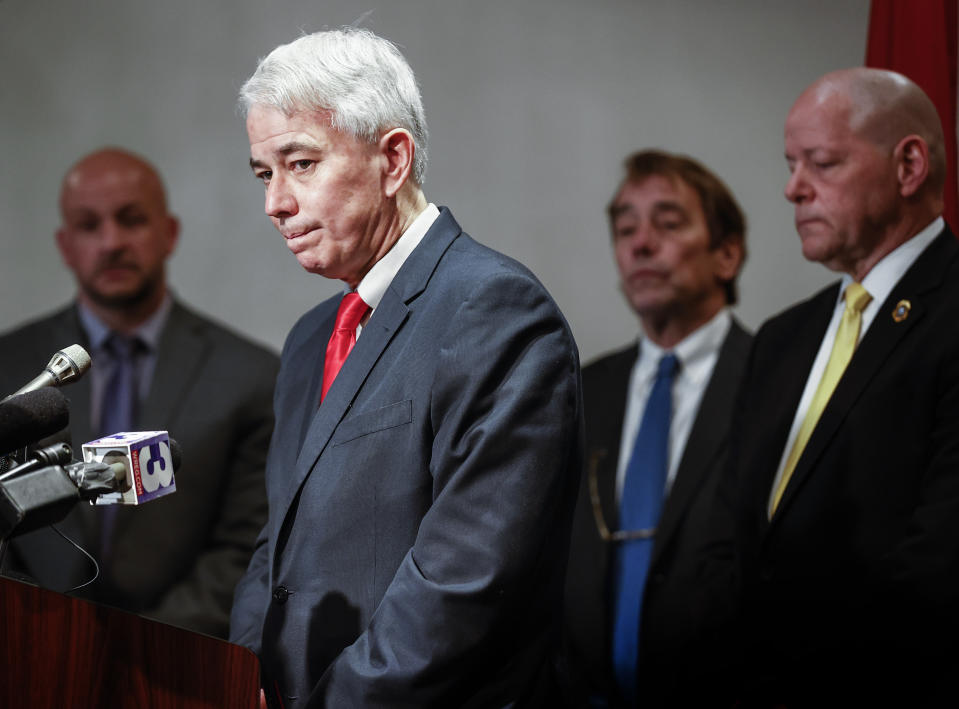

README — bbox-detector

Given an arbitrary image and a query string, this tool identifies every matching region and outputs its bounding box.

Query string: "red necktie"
[321,292,370,402]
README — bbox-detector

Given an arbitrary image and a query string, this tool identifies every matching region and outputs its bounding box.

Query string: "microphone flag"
[81,431,176,505]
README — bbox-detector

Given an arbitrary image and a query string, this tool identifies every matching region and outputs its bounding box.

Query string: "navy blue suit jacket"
[230,209,584,707]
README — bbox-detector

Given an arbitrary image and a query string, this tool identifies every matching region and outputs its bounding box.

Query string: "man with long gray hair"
[228,27,583,708]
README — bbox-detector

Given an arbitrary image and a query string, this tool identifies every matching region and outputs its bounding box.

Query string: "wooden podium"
[0,575,259,708]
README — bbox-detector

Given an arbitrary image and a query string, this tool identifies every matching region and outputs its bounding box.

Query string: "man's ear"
[378,128,416,198]
[713,237,744,283]
[164,214,181,258]
[54,227,75,270]
[895,134,930,198]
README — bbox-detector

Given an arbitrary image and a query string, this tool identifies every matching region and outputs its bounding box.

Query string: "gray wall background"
[0,0,870,363]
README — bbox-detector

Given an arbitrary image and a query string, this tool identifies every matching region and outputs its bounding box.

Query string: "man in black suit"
[228,28,582,707]
[0,148,278,638]
[722,68,959,705]
[564,150,750,707]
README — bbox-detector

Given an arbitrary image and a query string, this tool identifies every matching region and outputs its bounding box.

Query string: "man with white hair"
[228,28,582,708]
[720,67,959,705]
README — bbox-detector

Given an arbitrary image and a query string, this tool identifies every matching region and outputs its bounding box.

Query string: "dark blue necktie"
[98,332,141,560]
[611,352,679,705]
[100,333,140,437]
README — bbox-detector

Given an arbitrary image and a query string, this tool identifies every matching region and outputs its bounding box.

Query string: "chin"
[799,234,835,264]
[88,286,153,309]
[630,295,672,317]
[296,258,337,280]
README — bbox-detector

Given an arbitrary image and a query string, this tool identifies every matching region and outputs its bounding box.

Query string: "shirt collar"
[77,291,173,353]
[839,216,944,307]
[637,308,732,380]
[355,203,440,309]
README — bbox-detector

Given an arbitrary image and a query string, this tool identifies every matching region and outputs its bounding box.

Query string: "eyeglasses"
[587,448,657,543]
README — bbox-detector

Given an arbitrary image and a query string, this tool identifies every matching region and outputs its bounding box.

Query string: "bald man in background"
[718,68,959,705]
[0,148,278,638]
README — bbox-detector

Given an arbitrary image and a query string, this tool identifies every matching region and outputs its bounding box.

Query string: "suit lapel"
[589,345,636,535]
[744,287,836,533]
[284,293,410,512]
[143,303,211,431]
[275,209,464,531]
[651,321,750,568]
[772,230,958,520]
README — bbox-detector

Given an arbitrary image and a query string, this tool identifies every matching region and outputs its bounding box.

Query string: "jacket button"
[272,585,290,604]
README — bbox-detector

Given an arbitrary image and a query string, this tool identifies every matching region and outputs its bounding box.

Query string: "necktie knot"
[656,352,680,380]
[844,282,872,314]
[334,293,370,333]
[105,332,143,360]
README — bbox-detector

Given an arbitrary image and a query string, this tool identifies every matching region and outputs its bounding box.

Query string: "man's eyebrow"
[651,200,685,215]
[249,141,323,171]
[278,141,322,156]
[609,203,634,220]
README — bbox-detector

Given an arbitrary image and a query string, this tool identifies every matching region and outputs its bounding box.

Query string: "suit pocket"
[331,400,413,446]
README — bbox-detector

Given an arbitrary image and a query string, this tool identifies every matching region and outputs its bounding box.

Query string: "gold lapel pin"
[892,299,911,323]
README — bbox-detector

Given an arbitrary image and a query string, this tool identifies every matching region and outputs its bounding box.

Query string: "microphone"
[5,344,91,400]
[80,431,179,505]
[0,389,70,455]
[0,442,74,483]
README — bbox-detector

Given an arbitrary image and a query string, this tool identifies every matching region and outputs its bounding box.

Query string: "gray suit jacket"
[230,208,584,708]
[563,319,751,707]
[0,299,278,638]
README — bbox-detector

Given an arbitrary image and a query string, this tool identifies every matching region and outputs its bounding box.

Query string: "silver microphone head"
[46,344,92,386]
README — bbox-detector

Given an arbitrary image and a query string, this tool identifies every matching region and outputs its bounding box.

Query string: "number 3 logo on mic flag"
[82,431,176,505]
[140,440,174,492]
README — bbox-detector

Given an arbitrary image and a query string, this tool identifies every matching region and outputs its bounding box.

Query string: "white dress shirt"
[767,216,944,512]
[615,308,733,504]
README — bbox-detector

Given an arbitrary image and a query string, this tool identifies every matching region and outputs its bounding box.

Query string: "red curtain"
[866,0,958,231]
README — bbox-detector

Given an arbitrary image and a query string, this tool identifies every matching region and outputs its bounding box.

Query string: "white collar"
[355,203,440,309]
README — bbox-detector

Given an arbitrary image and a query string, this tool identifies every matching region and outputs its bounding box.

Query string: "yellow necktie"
[769,282,873,517]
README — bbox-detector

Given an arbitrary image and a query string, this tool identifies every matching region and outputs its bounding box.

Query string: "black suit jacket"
[230,208,584,708]
[0,300,278,638]
[564,318,751,707]
[723,227,959,706]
